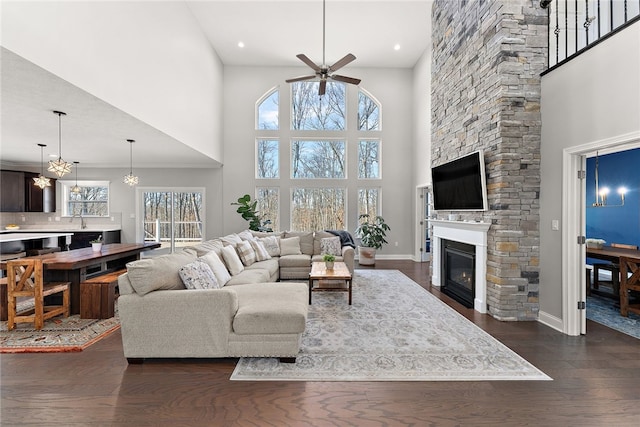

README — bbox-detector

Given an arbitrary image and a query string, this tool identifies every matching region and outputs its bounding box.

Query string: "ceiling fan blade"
[296,54,321,72]
[319,79,327,96]
[330,74,361,85]
[286,75,317,83]
[329,53,356,72]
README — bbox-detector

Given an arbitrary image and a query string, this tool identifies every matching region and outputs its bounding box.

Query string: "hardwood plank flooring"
[2,260,639,426]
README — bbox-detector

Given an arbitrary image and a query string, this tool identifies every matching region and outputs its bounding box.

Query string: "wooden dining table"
[1,242,160,315]
[586,245,640,263]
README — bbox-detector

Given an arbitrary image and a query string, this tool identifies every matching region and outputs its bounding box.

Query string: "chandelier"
[71,161,82,194]
[48,111,72,177]
[592,151,626,207]
[123,139,139,186]
[33,143,51,189]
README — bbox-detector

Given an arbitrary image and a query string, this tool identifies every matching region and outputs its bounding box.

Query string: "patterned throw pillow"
[321,236,342,256]
[179,260,220,290]
[221,245,245,275]
[250,239,272,261]
[236,240,257,266]
[259,236,280,257]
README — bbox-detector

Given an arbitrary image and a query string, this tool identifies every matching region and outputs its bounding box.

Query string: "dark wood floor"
[2,260,640,426]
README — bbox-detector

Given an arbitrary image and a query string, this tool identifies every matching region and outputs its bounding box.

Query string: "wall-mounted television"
[431,150,488,211]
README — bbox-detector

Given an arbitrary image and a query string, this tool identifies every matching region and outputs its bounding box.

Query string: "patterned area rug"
[231,270,551,381]
[0,304,119,353]
[587,294,640,339]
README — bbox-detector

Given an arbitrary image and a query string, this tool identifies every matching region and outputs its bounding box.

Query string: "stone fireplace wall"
[431,0,547,320]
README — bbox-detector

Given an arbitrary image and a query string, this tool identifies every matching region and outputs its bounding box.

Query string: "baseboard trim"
[538,310,564,333]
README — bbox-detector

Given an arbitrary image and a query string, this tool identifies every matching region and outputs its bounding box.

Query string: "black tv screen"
[431,151,488,211]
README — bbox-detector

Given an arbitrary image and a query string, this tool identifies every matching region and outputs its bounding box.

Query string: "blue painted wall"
[586,148,640,259]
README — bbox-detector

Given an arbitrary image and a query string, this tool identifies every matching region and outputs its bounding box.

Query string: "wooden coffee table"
[308,261,352,305]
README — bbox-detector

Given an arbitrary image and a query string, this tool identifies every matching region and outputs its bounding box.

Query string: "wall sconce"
[592,151,626,207]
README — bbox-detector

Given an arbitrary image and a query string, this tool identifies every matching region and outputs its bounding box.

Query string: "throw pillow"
[221,245,245,276]
[236,240,257,266]
[259,236,280,257]
[250,239,272,261]
[221,233,243,246]
[199,251,232,286]
[126,250,197,295]
[238,230,255,241]
[320,236,342,256]
[179,260,220,290]
[280,236,302,256]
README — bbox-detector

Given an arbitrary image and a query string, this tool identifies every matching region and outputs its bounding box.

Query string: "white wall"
[540,22,640,319]
[1,1,224,163]
[222,66,415,256]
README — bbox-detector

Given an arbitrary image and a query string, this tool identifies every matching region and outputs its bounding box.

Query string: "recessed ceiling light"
[394,44,401,51]
[238,41,245,48]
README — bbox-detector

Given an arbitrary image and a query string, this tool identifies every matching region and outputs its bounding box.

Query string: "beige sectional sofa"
[117,229,355,363]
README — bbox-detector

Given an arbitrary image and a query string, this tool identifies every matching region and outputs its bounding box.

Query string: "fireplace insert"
[442,239,475,308]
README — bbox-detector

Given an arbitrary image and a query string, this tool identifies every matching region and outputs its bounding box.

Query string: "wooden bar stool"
[6,258,70,330]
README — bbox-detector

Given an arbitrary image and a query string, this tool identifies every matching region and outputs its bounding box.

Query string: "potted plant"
[231,194,273,232]
[355,214,391,266]
[323,253,336,270]
[90,235,103,252]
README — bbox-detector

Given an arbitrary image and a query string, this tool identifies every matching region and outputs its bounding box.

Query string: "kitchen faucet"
[70,213,87,229]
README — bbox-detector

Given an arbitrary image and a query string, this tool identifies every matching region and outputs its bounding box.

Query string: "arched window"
[291,82,345,130]
[358,90,380,131]
[256,88,279,130]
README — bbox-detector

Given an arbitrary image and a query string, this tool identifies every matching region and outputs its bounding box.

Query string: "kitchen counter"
[0,232,74,243]
[0,227,121,234]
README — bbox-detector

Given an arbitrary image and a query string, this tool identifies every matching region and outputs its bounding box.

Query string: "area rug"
[231,270,551,381]
[0,305,119,353]
[587,294,640,339]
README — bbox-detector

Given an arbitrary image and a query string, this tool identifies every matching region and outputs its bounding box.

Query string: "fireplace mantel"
[429,219,490,313]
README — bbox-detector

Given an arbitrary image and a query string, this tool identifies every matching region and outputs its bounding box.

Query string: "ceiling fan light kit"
[286,0,361,96]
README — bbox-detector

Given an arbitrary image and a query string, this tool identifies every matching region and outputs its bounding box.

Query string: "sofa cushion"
[231,282,308,335]
[245,258,279,277]
[126,250,197,295]
[313,231,335,255]
[179,260,220,290]
[236,240,257,266]
[186,239,224,257]
[284,231,314,255]
[278,254,311,268]
[250,239,271,261]
[259,235,281,257]
[199,251,231,286]
[320,236,342,256]
[225,268,271,286]
[221,233,243,246]
[280,236,302,256]
[238,230,255,241]
[221,245,245,276]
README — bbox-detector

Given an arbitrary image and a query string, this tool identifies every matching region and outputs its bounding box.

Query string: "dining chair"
[6,258,70,330]
[619,256,640,317]
[592,243,638,296]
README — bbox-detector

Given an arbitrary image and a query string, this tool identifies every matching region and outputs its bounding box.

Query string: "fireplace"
[442,239,475,308]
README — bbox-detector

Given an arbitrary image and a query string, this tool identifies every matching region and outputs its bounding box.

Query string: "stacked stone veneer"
[431,0,547,320]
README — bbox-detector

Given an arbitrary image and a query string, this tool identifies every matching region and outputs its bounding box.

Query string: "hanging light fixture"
[123,139,139,186]
[592,151,626,207]
[71,161,81,194]
[48,110,72,177]
[33,144,51,189]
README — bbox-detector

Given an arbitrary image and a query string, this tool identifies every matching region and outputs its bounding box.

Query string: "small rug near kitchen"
[0,303,119,353]
[231,270,551,381]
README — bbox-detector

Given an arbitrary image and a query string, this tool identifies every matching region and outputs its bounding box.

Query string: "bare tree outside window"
[257,139,279,178]
[291,82,345,130]
[358,188,379,218]
[66,184,109,216]
[256,187,279,232]
[358,140,380,179]
[291,140,345,178]
[257,90,278,130]
[358,91,380,131]
[292,188,346,231]
[143,190,203,250]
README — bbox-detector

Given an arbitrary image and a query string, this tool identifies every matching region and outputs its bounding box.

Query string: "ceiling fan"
[285,0,361,96]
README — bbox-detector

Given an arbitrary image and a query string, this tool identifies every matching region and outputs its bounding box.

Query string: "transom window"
[60,180,109,217]
[291,82,345,130]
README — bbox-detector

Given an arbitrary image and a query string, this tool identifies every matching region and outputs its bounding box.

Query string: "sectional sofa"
[117,230,355,363]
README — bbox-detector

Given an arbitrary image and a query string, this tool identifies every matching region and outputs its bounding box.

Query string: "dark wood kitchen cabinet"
[1,170,25,212]
[24,172,56,212]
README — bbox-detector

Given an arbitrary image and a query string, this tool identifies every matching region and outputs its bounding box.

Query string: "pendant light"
[71,161,81,194]
[33,144,51,189]
[48,110,72,177]
[123,139,139,186]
